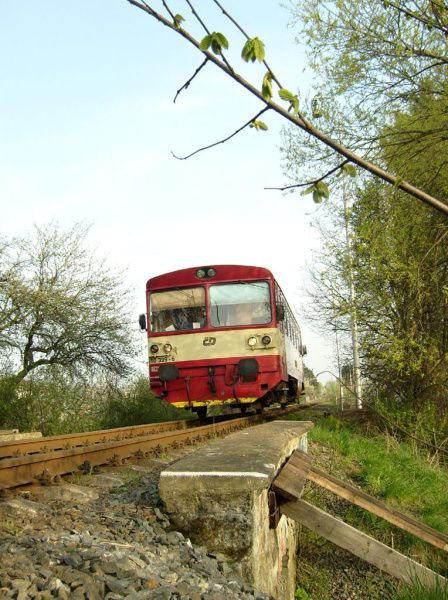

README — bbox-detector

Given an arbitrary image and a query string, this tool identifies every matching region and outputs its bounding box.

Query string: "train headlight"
[150,344,159,354]
[262,335,271,346]
[207,268,216,277]
[248,336,257,347]
[163,343,173,353]
[196,269,206,278]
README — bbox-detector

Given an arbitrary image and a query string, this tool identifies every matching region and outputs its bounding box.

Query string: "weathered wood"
[277,450,448,553]
[287,449,312,468]
[272,462,310,500]
[306,464,448,553]
[281,499,447,588]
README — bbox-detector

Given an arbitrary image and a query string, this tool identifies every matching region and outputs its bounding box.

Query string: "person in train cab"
[233,302,254,326]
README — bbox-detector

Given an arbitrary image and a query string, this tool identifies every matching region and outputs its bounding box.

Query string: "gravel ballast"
[0,454,270,600]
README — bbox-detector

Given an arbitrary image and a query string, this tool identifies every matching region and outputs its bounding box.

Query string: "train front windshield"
[210,281,271,327]
[149,280,272,332]
[150,287,206,332]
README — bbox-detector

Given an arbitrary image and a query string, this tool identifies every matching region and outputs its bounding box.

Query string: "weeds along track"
[0,404,307,490]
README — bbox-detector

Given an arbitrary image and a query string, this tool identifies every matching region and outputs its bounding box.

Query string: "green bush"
[0,371,101,435]
[99,377,194,428]
[0,372,194,435]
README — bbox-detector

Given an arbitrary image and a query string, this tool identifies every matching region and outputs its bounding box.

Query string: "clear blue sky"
[0,1,335,379]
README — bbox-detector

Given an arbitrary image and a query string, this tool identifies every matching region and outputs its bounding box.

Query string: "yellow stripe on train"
[172,397,258,408]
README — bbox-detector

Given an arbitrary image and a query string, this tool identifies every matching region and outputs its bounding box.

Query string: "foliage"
[0,371,97,435]
[0,223,137,383]
[241,37,265,63]
[127,0,447,214]
[286,0,448,167]
[297,82,448,413]
[350,181,448,409]
[199,31,229,54]
[99,377,194,428]
[294,586,312,599]
[287,409,448,579]
[0,373,194,435]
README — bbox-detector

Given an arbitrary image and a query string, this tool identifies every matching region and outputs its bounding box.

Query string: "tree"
[303,89,448,411]
[126,0,448,215]
[0,223,137,383]
[283,1,448,188]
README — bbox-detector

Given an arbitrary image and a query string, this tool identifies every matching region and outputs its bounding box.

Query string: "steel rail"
[0,420,189,460]
[0,416,260,489]
[0,403,308,489]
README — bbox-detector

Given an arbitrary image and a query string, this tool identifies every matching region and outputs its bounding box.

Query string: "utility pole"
[334,327,344,411]
[342,173,363,409]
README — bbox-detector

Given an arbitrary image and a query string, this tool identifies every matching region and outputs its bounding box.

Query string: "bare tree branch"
[173,58,208,103]
[126,0,448,216]
[172,107,270,160]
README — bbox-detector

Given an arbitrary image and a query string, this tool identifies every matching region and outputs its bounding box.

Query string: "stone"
[33,483,99,503]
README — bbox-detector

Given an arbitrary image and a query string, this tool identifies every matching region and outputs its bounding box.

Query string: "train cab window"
[210,281,271,327]
[150,287,206,332]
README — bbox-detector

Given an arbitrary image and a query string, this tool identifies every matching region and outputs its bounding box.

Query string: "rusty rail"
[0,403,307,490]
[0,420,188,460]
[0,416,255,489]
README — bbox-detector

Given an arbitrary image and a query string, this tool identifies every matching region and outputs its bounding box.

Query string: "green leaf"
[252,37,265,62]
[173,14,185,29]
[200,32,228,55]
[316,180,330,198]
[199,34,212,51]
[303,181,329,203]
[214,32,229,50]
[241,37,265,63]
[278,89,299,113]
[250,120,268,131]
[278,88,295,101]
[290,95,300,114]
[313,189,322,203]
[241,40,254,62]
[302,185,316,196]
[262,72,273,101]
[342,163,357,177]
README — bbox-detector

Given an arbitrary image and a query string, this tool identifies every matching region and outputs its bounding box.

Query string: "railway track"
[0,404,307,490]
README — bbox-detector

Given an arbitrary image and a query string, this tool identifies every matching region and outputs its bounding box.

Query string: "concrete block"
[159,420,312,600]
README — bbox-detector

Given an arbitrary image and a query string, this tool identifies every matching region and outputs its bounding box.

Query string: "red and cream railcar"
[140,265,306,416]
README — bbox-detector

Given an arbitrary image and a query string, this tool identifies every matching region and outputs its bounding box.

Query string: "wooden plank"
[281,499,447,588]
[272,461,310,500]
[307,464,448,552]
[287,449,312,469]
[274,450,448,553]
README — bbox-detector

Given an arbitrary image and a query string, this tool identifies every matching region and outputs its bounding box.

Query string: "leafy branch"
[171,107,270,160]
[265,160,357,203]
[126,0,448,216]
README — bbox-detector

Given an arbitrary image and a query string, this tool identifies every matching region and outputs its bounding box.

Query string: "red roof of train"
[146,265,274,291]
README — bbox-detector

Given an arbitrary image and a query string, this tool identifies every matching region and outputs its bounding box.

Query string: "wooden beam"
[281,499,447,588]
[278,450,448,553]
[306,463,448,553]
[272,450,311,500]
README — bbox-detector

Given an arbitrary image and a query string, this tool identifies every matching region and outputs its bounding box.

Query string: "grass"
[285,408,448,597]
[296,413,448,538]
[393,578,448,600]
